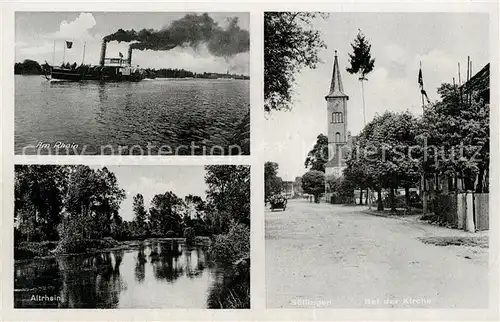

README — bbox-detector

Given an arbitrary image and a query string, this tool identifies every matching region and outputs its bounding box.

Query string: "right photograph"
[264,12,490,308]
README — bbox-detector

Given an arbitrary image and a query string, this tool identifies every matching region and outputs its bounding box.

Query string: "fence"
[475,193,489,231]
[432,192,489,231]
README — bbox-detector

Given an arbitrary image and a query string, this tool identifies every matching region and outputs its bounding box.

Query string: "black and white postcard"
[14,165,250,308]
[1,1,499,322]
[265,12,493,309]
[15,12,250,156]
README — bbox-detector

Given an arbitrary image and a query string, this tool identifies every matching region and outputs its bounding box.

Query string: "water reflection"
[14,240,234,308]
[134,245,146,283]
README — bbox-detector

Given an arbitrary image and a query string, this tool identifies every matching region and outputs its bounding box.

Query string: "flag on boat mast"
[66,41,73,49]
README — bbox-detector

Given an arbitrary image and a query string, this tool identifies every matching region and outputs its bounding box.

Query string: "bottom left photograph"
[14,164,250,309]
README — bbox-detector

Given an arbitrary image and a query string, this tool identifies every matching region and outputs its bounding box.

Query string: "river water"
[14,240,233,308]
[15,76,249,155]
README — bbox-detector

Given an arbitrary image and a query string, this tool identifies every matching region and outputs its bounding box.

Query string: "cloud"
[18,42,55,56]
[51,12,96,40]
[384,44,408,65]
[127,177,176,203]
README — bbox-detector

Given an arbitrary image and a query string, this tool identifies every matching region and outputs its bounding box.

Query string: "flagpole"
[419,60,427,214]
[420,61,425,111]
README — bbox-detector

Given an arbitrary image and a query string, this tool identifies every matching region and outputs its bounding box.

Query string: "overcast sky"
[90,165,207,222]
[15,12,249,74]
[265,12,489,181]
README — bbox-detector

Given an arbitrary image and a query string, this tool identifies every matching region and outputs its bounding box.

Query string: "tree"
[14,59,43,75]
[418,83,489,193]
[264,12,327,112]
[343,146,370,206]
[132,193,148,236]
[304,134,329,172]
[264,162,283,200]
[204,165,250,228]
[301,170,325,203]
[293,176,303,196]
[14,165,70,241]
[352,111,421,212]
[64,166,126,239]
[183,227,196,245]
[149,191,184,236]
[327,174,356,204]
[346,29,375,126]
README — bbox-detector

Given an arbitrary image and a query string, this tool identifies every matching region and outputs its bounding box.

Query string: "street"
[266,199,489,308]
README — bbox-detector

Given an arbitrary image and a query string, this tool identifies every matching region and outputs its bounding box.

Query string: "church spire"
[326,50,348,100]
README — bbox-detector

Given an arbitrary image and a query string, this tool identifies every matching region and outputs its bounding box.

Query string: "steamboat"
[45,41,151,82]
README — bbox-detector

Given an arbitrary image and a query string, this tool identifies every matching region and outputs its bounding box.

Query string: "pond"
[14,240,239,308]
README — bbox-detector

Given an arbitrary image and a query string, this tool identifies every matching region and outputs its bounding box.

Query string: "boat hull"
[49,66,144,82]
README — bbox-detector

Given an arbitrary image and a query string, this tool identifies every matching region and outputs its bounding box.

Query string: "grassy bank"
[14,238,120,260]
[418,236,489,248]
[15,236,211,261]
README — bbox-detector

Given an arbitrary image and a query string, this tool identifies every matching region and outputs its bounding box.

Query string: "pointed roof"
[325,50,349,100]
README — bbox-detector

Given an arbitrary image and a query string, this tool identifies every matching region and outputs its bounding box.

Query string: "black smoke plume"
[103,13,249,59]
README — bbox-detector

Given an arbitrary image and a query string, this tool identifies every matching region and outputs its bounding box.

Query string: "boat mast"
[62,42,66,65]
[81,42,86,65]
[52,40,56,66]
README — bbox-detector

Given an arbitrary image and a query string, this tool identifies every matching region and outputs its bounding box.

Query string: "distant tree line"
[15,59,44,75]
[153,68,195,78]
[14,165,250,253]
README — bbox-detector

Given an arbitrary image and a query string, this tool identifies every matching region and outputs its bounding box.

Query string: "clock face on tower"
[332,100,342,110]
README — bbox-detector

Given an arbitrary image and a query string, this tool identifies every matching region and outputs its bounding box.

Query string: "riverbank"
[15,236,210,261]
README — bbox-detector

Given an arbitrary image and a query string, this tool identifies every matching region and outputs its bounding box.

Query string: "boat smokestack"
[127,46,133,66]
[100,40,107,66]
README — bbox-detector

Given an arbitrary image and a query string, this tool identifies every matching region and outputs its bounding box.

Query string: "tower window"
[332,112,343,123]
[335,132,341,142]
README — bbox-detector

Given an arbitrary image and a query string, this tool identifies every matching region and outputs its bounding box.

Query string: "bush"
[209,222,250,264]
[55,216,85,254]
[183,227,196,244]
[14,241,58,260]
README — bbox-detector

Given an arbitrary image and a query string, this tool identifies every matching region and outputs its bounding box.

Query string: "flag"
[119,52,123,58]
[418,68,423,89]
[421,89,430,104]
[418,63,430,104]
[66,41,73,49]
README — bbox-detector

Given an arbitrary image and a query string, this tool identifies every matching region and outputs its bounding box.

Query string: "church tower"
[325,50,349,177]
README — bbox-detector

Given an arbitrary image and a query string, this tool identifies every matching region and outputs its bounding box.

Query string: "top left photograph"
[14,12,250,156]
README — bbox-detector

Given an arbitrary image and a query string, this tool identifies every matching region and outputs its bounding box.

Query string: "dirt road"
[265,200,488,308]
